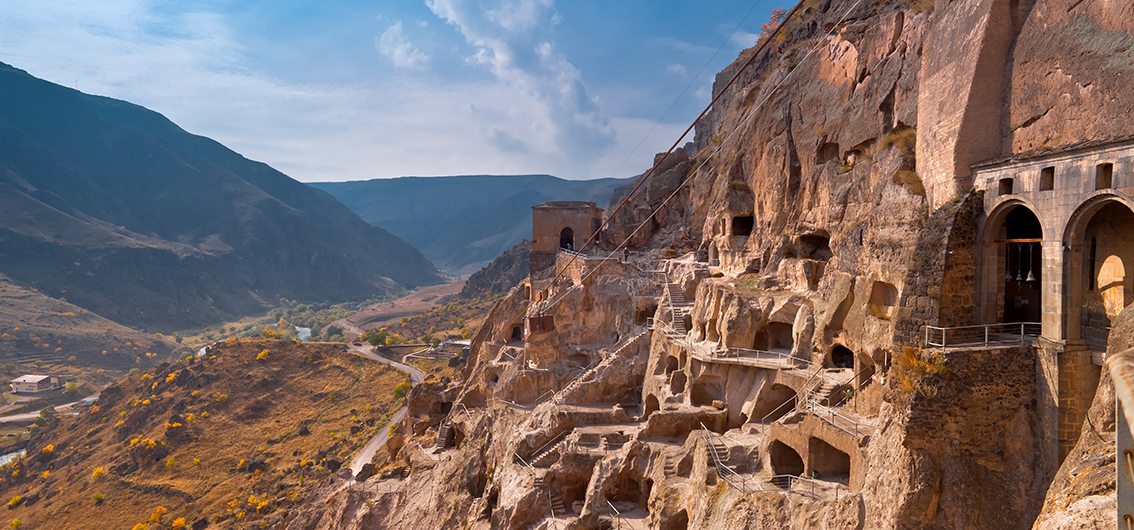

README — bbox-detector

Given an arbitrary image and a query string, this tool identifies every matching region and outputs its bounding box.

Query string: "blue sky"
[0,0,793,182]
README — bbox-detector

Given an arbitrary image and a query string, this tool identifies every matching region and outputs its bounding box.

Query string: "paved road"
[347,344,425,477]
[0,393,100,424]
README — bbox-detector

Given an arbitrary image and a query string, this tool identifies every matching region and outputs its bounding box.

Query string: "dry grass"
[893,170,926,196]
[409,359,458,382]
[0,340,409,529]
[892,347,954,403]
[0,276,180,377]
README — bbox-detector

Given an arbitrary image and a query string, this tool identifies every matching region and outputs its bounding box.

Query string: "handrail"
[454,403,471,421]
[720,347,817,369]
[924,322,1040,349]
[699,423,847,501]
[413,443,440,461]
[526,429,570,462]
[805,399,868,438]
[605,500,623,530]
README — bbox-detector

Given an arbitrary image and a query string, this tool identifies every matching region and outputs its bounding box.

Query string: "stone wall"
[892,192,982,346]
[902,345,1037,460]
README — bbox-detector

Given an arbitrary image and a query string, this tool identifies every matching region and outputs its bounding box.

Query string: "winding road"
[347,344,425,477]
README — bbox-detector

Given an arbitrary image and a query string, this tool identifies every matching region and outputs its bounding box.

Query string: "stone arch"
[644,394,660,418]
[559,226,574,250]
[665,355,679,374]
[830,344,854,369]
[981,200,1045,326]
[1061,193,1134,344]
[770,440,805,476]
[690,374,723,407]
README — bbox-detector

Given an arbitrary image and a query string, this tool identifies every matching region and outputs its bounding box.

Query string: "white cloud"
[377,21,430,68]
[666,63,687,75]
[0,0,666,182]
[729,30,759,49]
[426,0,615,162]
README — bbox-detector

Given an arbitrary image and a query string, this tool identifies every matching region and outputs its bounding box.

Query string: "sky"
[0,0,794,182]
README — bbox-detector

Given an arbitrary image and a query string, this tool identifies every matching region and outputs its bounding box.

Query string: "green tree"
[65,381,80,395]
[367,332,386,347]
[393,382,412,400]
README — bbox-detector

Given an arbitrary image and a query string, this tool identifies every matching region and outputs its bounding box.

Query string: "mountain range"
[311,174,630,274]
[0,62,444,331]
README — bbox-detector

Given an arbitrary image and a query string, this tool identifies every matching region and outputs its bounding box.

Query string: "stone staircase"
[534,476,566,516]
[810,379,840,406]
[663,455,677,477]
[530,436,569,468]
[555,328,649,404]
[435,421,453,448]
[666,282,688,305]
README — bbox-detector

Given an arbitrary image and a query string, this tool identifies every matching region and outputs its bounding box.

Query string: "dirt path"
[334,281,466,338]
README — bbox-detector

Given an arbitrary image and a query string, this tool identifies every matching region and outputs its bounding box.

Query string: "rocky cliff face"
[281,0,1128,528]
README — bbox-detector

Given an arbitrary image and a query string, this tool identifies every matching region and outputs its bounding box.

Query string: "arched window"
[559,227,574,250]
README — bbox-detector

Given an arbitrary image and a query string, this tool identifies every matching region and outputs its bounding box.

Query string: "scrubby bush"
[93,493,104,504]
[393,382,412,400]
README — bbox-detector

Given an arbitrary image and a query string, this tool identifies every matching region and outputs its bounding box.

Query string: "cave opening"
[831,345,854,369]
[732,216,754,237]
[770,440,804,476]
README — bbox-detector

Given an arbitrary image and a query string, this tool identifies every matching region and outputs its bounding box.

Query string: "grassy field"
[0,339,409,529]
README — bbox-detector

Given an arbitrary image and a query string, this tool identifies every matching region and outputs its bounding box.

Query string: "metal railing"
[804,400,868,437]
[698,423,847,501]
[454,403,471,421]
[603,500,623,529]
[924,322,1041,349]
[719,347,817,369]
[524,429,570,463]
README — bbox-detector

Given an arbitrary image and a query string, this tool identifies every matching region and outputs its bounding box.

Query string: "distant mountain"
[311,175,631,274]
[0,62,444,330]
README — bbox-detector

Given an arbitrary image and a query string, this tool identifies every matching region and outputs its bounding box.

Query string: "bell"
[1016,271,1023,282]
[1026,270,1036,282]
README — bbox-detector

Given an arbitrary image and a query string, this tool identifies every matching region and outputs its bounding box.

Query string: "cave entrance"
[797,233,833,261]
[770,440,804,476]
[830,345,854,369]
[754,322,794,352]
[690,374,723,407]
[732,216,754,237]
[645,394,660,418]
[809,437,850,480]
[670,371,687,394]
[748,384,795,422]
[999,206,1043,324]
[559,227,575,251]
[510,325,523,343]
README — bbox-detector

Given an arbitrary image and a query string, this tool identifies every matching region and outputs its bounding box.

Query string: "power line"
[546,0,808,302]
[537,0,867,314]
[599,0,771,187]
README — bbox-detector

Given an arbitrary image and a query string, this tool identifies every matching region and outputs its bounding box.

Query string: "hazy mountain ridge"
[0,62,444,330]
[311,174,631,274]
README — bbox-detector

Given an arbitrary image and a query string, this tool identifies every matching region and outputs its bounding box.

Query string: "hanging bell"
[1025,242,1036,282]
[1016,243,1024,281]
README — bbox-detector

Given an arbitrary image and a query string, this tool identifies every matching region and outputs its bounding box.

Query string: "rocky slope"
[0,62,444,331]
[459,240,532,300]
[269,0,1130,528]
[0,340,409,529]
